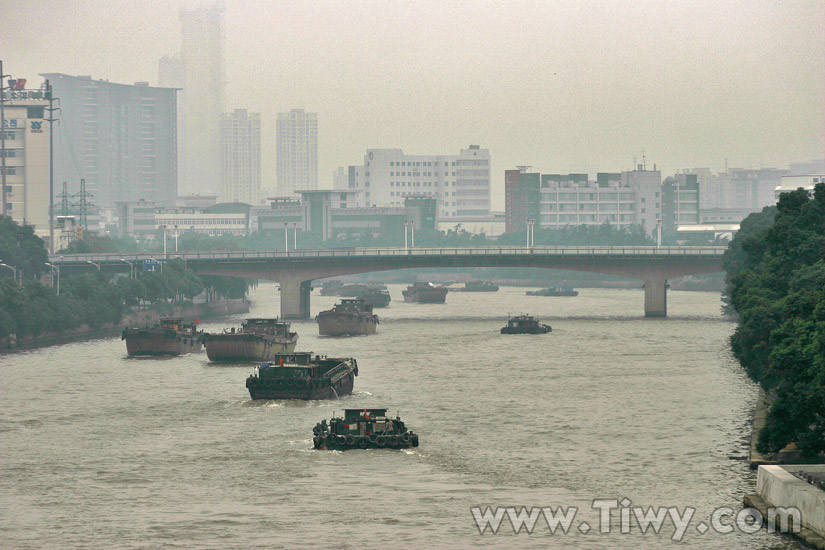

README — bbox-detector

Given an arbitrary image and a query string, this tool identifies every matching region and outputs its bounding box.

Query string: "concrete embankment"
[0,298,249,353]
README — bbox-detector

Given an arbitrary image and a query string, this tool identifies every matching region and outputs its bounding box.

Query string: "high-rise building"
[276,109,318,195]
[1,82,50,239]
[220,109,261,204]
[348,145,491,219]
[162,4,224,196]
[42,73,179,209]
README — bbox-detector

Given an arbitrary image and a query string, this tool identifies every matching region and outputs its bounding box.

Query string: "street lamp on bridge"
[45,262,60,294]
[85,260,101,271]
[526,219,536,248]
[119,258,133,279]
[0,262,17,282]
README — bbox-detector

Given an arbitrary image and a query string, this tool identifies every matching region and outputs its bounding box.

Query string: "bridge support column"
[643,276,667,317]
[280,277,312,319]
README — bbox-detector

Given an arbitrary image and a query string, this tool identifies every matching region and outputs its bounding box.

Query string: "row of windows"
[390,171,457,177]
[540,214,636,223]
[389,161,455,167]
[390,181,454,187]
[156,219,245,226]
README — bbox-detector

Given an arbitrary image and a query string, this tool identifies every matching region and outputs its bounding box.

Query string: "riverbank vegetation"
[723,183,824,457]
[0,217,251,341]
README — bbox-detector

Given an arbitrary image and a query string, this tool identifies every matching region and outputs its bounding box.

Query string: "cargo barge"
[202,318,298,362]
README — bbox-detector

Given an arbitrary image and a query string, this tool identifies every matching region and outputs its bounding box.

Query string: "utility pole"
[73,178,93,234]
[1,60,8,218]
[44,80,58,254]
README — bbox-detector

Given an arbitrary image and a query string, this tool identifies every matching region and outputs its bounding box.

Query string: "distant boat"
[358,288,391,308]
[202,318,298,362]
[319,280,386,297]
[450,280,499,292]
[317,298,379,336]
[122,317,203,356]
[500,315,552,334]
[526,285,579,297]
[245,352,358,400]
[402,282,448,303]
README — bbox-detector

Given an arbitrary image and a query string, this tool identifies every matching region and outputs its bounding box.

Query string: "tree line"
[0,217,252,340]
[723,183,825,457]
[60,220,658,256]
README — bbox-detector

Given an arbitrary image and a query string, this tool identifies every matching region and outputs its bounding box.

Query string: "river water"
[0,284,804,549]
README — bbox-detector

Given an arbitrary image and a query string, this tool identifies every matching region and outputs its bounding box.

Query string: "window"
[641,197,646,203]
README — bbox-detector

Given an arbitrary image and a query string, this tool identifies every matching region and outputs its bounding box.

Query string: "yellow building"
[2,84,50,243]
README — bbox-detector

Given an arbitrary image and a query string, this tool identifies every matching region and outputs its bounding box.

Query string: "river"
[0,284,803,549]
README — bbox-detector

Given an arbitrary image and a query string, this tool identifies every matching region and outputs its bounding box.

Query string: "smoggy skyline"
[2,0,823,207]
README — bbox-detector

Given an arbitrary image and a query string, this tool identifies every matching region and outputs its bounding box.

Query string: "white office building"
[220,109,261,205]
[348,145,490,219]
[276,109,317,195]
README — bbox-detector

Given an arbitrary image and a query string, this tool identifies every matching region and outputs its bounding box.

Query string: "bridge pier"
[280,277,312,319]
[643,276,667,317]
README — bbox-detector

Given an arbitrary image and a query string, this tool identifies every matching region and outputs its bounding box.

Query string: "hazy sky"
[2,0,824,206]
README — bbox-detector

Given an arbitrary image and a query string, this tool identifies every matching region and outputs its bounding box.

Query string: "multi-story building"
[220,109,261,205]
[1,82,50,239]
[504,168,539,233]
[276,109,318,195]
[161,4,224,196]
[42,73,179,209]
[662,174,700,237]
[504,165,663,235]
[686,167,788,214]
[117,198,248,239]
[257,190,428,241]
[348,145,491,219]
[775,174,823,200]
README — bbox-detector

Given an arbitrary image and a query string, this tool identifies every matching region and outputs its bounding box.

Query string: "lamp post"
[410,220,415,247]
[403,220,409,250]
[86,260,100,271]
[119,258,132,279]
[45,262,60,294]
[1,61,9,219]
[656,218,662,249]
[174,225,179,252]
[284,222,289,251]
[150,257,162,274]
[160,225,168,258]
[0,262,16,282]
[526,219,535,248]
[293,222,298,250]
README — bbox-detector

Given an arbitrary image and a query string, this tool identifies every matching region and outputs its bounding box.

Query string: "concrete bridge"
[51,245,726,318]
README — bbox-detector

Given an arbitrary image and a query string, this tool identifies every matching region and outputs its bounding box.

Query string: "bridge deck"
[51,246,726,264]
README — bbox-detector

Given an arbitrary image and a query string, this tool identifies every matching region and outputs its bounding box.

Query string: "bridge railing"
[50,246,727,265]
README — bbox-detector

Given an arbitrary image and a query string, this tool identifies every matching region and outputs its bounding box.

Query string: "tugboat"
[453,280,499,292]
[317,298,379,336]
[202,318,298,362]
[402,282,448,303]
[357,287,391,308]
[500,314,552,334]
[526,285,579,297]
[245,352,358,400]
[312,409,419,450]
[122,317,203,356]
